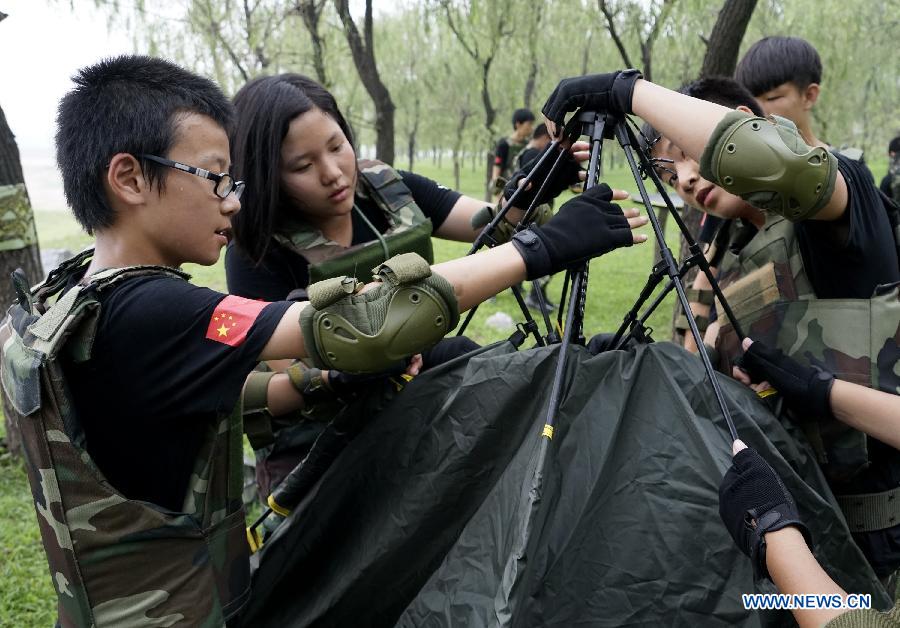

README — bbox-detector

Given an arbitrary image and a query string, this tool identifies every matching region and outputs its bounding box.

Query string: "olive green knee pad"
[299,253,460,373]
[700,111,838,221]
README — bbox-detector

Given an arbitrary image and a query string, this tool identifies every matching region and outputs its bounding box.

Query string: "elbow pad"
[299,253,459,373]
[700,111,838,221]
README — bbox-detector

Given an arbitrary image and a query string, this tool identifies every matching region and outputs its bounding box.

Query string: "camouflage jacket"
[273,159,434,285]
[714,214,900,483]
[0,252,250,626]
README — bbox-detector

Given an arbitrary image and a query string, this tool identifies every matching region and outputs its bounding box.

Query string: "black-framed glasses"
[141,154,245,200]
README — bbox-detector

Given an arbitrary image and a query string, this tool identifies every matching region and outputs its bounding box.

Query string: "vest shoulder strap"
[834,146,865,162]
[356,159,414,215]
[30,264,188,346]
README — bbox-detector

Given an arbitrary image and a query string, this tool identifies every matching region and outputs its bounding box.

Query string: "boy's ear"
[736,105,755,115]
[106,153,149,206]
[803,83,820,108]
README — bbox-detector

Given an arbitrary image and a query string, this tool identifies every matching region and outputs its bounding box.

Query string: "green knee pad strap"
[700,111,838,222]
[300,253,460,373]
[470,203,553,244]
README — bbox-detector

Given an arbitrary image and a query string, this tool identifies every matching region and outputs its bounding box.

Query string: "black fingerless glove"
[511,184,632,280]
[503,145,582,209]
[326,362,409,398]
[739,341,835,421]
[542,69,642,126]
[719,447,813,580]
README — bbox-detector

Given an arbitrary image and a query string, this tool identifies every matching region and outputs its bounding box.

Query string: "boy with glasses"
[2,55,646,625]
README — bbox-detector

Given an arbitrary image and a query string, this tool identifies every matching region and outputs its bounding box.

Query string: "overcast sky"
[1,1,135,209]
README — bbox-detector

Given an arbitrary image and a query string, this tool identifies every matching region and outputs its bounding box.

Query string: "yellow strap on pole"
[267,494,292,518]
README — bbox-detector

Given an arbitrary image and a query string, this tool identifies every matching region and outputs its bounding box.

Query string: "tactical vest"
[501,136,528,180]
[889,155,900,205]
[273,159,434,285]
[713,215,900,529]
[0,251,250,626]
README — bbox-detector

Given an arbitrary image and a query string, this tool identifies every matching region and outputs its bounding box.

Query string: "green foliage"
[94,0,897,162]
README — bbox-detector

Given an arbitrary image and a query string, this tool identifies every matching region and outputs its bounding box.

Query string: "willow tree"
[0,11,43,456]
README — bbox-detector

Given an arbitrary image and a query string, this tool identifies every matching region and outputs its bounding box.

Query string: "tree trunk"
[480,58,496,142]
[522,7,541,111]
[334,0,396,164]
[0,103,42,459]
[453,110,471,190]
[481,59,497,200]
[581,29,594,76]
[406,96,420,171]
[483,149,494,202]
[523,61,538,111]
[298,0,330,88]
[669,0,758,339]
[640,40,653,84]
[699,0,759,78]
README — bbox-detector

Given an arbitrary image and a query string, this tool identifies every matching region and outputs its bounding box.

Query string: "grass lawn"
[8,151,878,624]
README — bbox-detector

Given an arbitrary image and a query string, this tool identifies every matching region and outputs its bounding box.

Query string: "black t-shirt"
[494,138,511,173]
[795,153,899,298]
[225,170,460,302]
[881,173,893,198]
[62,274,291,511]
[516,146,540,171]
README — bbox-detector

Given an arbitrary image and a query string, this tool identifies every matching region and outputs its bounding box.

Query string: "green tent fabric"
[244,341,889,627]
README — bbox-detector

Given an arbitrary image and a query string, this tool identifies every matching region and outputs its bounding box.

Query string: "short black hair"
[642,77,765,152]
[512,108,535,128]
[889,136,900,154]
[533,123,549,139]
[56,55,233,234]
[735,36,822,96]
[230,73,355,264]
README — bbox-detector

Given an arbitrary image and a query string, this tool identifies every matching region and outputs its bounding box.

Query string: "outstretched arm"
[630,80,848,222]
[543,72,848,222]
[259,185,648,366]
[764,522,848,628]
[720,441,849,628]
[734,338,900,451]
[830,380,900,451]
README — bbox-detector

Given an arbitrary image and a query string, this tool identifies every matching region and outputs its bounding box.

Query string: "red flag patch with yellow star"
[205,295,269,347]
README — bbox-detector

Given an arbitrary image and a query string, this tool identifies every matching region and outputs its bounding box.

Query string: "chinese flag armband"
[205,295,269,347]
